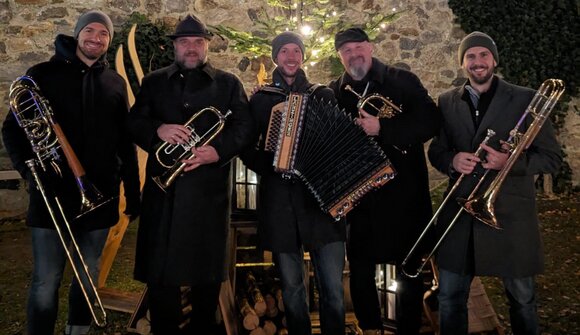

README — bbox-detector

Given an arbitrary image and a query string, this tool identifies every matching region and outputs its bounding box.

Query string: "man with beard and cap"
[240,31,346,335]
[2,9,141,335]
[428,31,561,335]
[329,27,440,335]
[128,14,254,334]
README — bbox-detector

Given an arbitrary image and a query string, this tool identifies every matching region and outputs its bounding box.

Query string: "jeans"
[438,269,539,335]
[349,258,424,334]
[275,241,346,335]
[27,226,109,335]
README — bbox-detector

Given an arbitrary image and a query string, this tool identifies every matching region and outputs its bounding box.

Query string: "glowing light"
[332,11,337,16]
[380,23,386,29]
[319,37,325,42]
[388,281,398,292]
[309,61,317,66]
[300,25,312,36]
[392,7,397,12]
[312,49,320,57]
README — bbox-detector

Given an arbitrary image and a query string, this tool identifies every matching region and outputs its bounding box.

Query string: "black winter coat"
[129,62,254,286]
[241,68,346,253]
[428,77,562,277]
[2,34,140,230]
[329,58,441,264]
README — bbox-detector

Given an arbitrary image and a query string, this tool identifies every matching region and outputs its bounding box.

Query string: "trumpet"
[344,83,402,118]
[401,78,565,278]
[9,75,109,326]
[153,107,232,191]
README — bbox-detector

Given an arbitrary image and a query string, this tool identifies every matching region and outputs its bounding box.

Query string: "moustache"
[349,56,365,65]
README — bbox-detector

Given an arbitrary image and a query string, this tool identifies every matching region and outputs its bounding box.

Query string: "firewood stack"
[237,270,289,334]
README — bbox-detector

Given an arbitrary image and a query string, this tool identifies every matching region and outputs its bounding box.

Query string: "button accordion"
[264,90,396,220]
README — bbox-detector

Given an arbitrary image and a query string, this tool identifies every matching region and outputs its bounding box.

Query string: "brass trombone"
[401,78,565,278]
[153,107,232,191]
[401,129,496,278]
[9,75,109,326]
[344,83,402,118]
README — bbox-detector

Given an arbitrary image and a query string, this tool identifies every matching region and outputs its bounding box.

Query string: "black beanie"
[271,32,305,64]
[74,10,114,40]
[458,31,499,65]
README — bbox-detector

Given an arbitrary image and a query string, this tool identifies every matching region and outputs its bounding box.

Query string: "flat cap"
[334,28,369,50]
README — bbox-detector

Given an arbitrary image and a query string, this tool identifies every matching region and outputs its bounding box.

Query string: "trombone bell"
[458,194,500,229]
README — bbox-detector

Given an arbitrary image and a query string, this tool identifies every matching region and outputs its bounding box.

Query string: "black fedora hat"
[168,14,213,40]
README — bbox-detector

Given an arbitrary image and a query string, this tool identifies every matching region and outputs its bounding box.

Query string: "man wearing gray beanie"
[240,31,347,334]
[429,31,561,335]
[2,9,140,335]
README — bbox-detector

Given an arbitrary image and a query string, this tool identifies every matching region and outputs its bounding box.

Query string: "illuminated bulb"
[319,37,325,42]
[309,61,316,66]
[332,11,337,16]
[388,281,398,292]
[300,25,312,35]
[392,7,397,11]
[381,23,386,29]
[312,49,320,56]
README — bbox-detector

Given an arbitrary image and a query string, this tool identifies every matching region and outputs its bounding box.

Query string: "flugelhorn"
[153,106,232,191]
[401,78,565,278]
[461,79,565,227]
[344,83,402,118]
[9,75,109,326]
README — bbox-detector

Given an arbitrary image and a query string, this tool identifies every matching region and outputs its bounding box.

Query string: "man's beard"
[78,45,105,61]
[177,52,207,69]
[468,65,494,85]
[347,58,368,80]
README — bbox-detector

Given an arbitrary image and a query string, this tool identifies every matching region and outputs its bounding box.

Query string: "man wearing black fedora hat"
[128,14,254,334]
[329,27,440,335]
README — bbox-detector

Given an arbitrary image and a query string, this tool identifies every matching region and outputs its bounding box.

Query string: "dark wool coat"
[241,68,346,253]
[129,62,254,286]
[329,58,441,264]
[1,34,140,230]
[428,77,562,277]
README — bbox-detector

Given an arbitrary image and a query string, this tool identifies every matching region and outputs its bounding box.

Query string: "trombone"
[9,76,108,326]
[401,78,565,278]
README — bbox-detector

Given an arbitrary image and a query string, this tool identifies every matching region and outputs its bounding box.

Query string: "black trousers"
[349,257,424,335]
[147,282,222,335]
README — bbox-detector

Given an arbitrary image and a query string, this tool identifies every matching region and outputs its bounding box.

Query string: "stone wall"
[0,0,578,216]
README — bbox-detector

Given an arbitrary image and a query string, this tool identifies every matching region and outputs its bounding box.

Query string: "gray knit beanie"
[271,32,305,64]
[458,31,498,65]
[74,10,114,40]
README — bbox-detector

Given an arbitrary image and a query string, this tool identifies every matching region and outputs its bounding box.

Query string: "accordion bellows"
[265,93,396,220]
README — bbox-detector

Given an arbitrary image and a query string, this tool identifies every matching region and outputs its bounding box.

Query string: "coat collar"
[270,67,310,93]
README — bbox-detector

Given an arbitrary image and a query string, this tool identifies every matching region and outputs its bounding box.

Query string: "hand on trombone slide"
[480,142,509,170]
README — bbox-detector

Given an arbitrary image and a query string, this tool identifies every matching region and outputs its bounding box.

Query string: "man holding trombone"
[428,31,563,334]
[2,10,141,335]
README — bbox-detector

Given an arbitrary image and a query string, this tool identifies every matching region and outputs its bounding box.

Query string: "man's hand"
[157,124,191,145]
[354,110,380,136]
[480,143,509,170]
[452,152,481,174]
[182,145,220,172]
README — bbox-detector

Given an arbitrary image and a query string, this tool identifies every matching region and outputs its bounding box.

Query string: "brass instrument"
[461,79,566,226]
[153,107,232,191]
[402,78,565,278]
[401,129,496,278]
[8,75,109,326]
[344,83,402,118]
